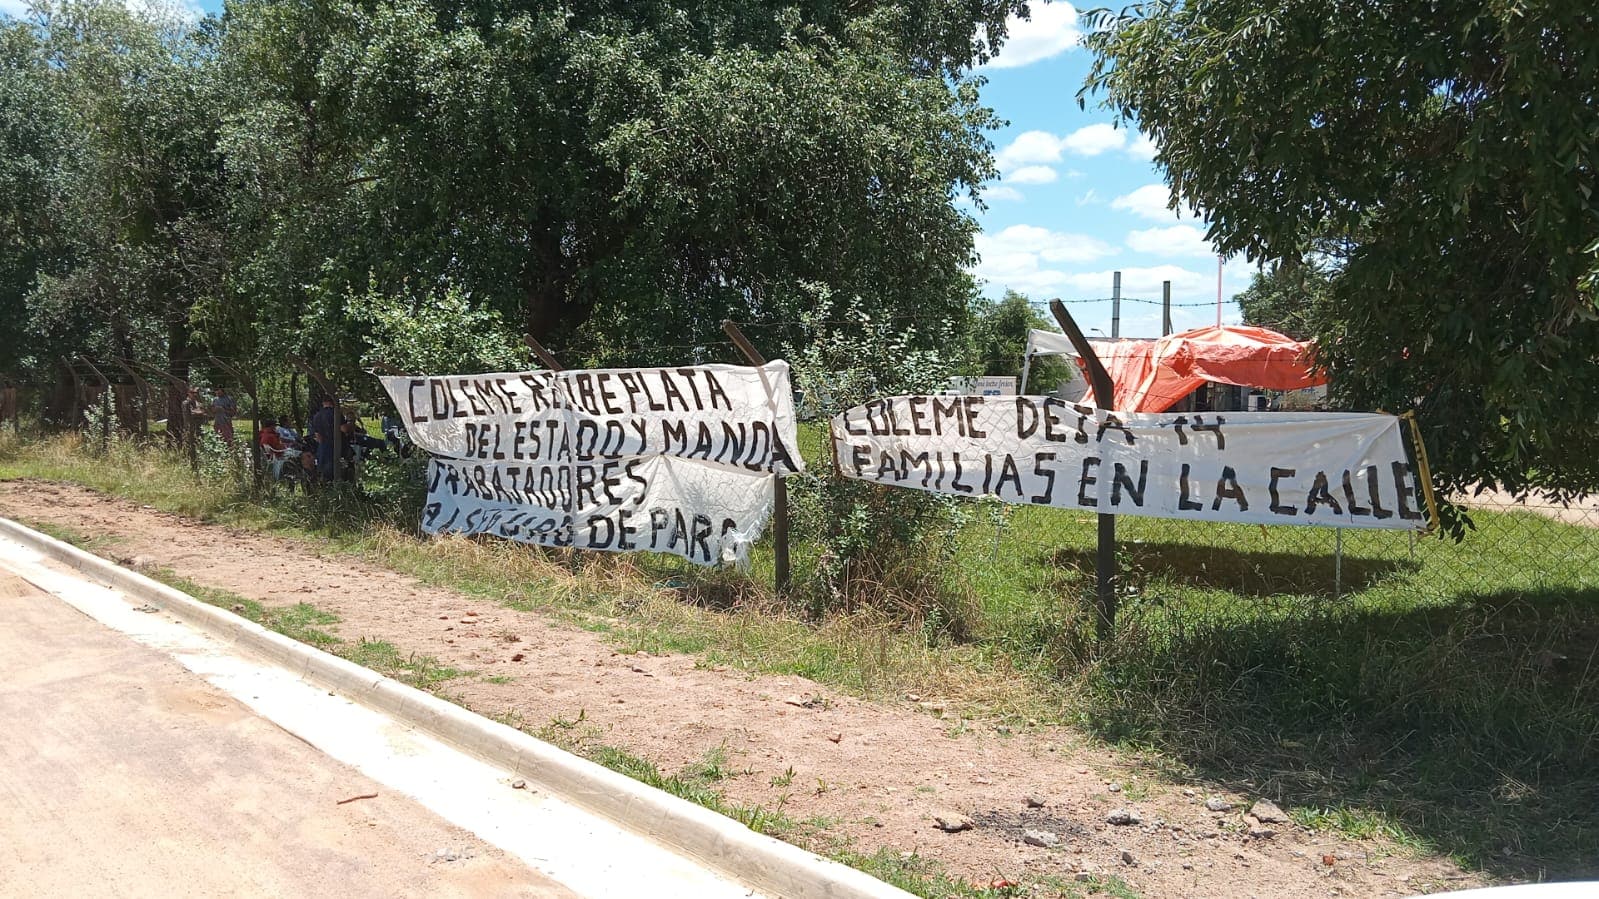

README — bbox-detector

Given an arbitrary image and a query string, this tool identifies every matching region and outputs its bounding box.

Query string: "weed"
[686,744,732,784]
[342,638,467,689]
[769,766,796,788]
[1290,805,1430,853]
[546,708,588,730]
[154,573,341,648]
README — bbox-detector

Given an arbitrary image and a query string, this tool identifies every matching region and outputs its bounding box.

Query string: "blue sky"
[4,0,1246,337]
[972,3,1247,337]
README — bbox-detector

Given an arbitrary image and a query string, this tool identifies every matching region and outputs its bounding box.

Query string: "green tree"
[8,0,226,435]
[213,0,1025,369]
[1085,0,1599,509]
[0,17,69,377]
[1235,260,1332,342]
[968,289,1070,392]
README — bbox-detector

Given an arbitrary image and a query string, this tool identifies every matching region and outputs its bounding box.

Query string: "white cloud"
[1110,183,1199,222]
[983,185,1025,203]
[1058,265,1213,300]
[1062,123,1126,156]
[1125,131,1158,161]
[985,4,1081,70]
[995,130,1066,172]
[1075,189,1099,206]
[1126,224,1215,259]
[971,225,1118,295]
[1008,165,1058,185]
[995,123,1137,174]
[0,0,29,17]
[983,225,1117,263]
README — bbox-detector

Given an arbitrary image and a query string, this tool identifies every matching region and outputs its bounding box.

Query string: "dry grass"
[364,527,1066,721]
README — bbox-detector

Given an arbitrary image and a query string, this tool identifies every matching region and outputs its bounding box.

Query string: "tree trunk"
[165,318,192,447]
[109,317,140,433]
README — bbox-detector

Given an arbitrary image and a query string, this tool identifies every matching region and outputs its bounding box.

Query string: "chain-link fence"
[8,346,1596,624]
[971,490,1597,611]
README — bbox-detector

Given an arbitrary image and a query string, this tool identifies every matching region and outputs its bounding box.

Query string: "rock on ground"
[1249,800,1290,824]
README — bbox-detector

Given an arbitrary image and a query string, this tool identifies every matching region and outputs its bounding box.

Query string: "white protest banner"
[384,362,803,566]
[831,395,1431,530]
[379,362,801,475]
[420,455,775,565]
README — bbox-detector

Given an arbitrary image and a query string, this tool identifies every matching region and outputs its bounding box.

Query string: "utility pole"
[1111,270,1122,339]
[1162,280,1173,336]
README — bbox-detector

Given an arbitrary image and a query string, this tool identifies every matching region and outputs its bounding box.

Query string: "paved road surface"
[0,569,571,898]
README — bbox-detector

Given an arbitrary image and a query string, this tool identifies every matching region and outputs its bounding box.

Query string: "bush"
[357,449,430,530]
[782,290,988,638]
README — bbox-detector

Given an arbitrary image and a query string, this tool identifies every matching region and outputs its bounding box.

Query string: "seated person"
[381,412,411,457]
[258,416,291,479]
[275,421,302,447]
[342,415,387,454]
[258,417,286,453]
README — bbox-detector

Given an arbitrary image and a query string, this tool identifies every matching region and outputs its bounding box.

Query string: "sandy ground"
[1454,488,1599,528]
[0,479,1484,899]
[0,566,568,899]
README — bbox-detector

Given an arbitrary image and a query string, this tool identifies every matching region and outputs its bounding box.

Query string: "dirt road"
[0,567,566,898]
[0,479,1482,898]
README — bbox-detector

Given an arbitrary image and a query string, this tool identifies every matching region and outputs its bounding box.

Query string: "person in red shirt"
[259,416,289,479]
[258,417,286,453]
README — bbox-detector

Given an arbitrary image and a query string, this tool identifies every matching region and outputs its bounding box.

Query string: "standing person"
[210,387,239,445]
[182,386,207,437]
[309,395,338,481]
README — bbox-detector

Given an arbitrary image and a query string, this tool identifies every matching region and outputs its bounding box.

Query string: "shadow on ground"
[1085,585,1599,880]
[1048,542,1418,597]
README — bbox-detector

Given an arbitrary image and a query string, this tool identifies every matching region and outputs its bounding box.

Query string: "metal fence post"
[721,320,791,597]
[1334,527,1344,599]
[1049,300,1120,644]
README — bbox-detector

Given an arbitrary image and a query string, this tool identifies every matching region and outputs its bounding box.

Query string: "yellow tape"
[1401,411,1442,535]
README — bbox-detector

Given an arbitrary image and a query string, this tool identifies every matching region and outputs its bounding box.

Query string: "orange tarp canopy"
[1084,325,1326,412]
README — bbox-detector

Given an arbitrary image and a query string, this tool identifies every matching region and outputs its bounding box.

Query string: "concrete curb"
[0,516,915,899]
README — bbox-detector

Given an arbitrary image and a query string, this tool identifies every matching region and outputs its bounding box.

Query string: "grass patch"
[342,638,468,689]
[1289,805,1429,851]
[25,519,123,554]
[146,573,342,648]
[4,431,1598,879]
